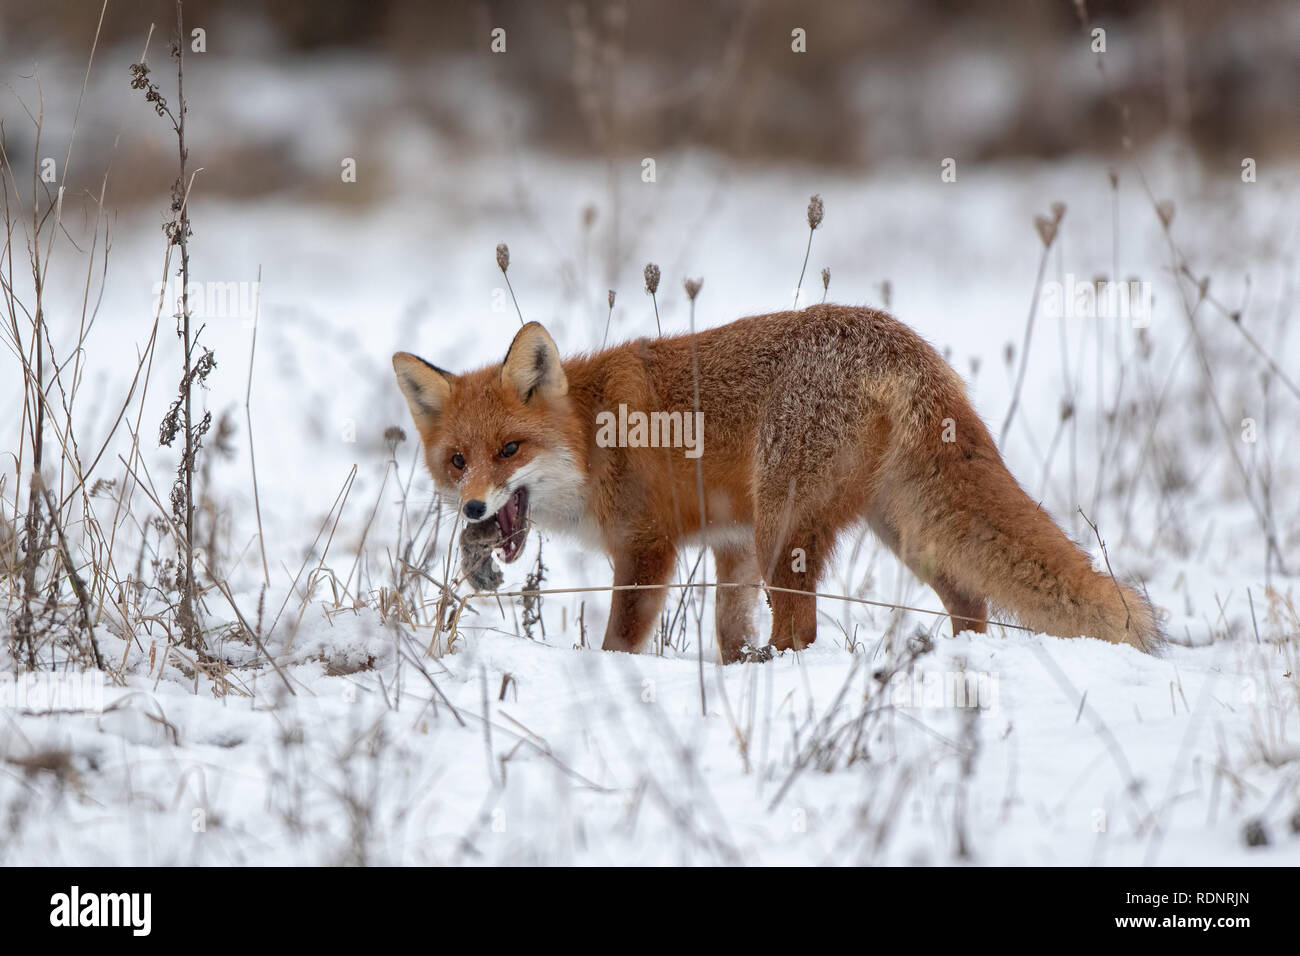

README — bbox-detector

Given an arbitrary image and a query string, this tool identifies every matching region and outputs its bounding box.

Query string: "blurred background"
[4,0,1299,204]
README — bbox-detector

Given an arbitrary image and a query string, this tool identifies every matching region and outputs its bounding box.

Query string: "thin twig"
[244,263,270,587]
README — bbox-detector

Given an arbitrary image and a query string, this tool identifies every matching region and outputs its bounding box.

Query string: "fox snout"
[459,481,513,517]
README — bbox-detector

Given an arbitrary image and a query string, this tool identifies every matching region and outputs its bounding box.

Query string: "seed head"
[1243,819,1269,847]
[820,267,830,291]
[643,262,660,295]
[384,426,407,446]
[607,289,616,308]
[1034,215,1057,248]
[807,194,824,230]
[1155,199,1176,229]
[1136,327,1153,360]
[495,243,510,273]
[683,277,703,301]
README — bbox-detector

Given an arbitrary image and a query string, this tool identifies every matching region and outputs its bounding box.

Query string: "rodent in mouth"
[460,518,504,591]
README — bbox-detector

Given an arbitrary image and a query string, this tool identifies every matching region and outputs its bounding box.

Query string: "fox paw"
[460,521,504,591]
[739,643,775,664]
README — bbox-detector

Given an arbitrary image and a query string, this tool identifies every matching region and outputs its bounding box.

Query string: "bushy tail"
[896,401,1163,653]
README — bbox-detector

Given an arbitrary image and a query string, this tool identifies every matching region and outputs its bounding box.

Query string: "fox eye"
[498,441,520,458]
[450,453,466,470]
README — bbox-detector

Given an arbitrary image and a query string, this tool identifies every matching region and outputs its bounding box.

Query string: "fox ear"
[501,322,567,402]
[393,352,454,434]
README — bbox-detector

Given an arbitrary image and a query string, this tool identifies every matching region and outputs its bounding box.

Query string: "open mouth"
[494,486,530,563]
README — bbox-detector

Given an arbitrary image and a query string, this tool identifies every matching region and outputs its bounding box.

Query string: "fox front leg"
[602,542,676,655]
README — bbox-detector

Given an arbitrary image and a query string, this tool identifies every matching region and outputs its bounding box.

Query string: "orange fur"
[394,306,1162,662]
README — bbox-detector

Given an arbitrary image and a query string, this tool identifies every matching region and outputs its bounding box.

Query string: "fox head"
[392,322,589,563]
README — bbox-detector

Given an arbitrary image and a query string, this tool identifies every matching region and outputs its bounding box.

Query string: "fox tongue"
[497,494,518,540]
[495,488,528,563]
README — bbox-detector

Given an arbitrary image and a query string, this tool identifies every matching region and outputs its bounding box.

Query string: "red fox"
[394,305,1161,662]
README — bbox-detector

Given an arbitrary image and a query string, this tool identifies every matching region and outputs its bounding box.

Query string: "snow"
[2,49,1298,865]
[3,622,1295,864]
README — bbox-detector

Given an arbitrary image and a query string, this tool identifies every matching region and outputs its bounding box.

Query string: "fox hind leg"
[752,457,865,654]
[866,508,988,636]
[931,571,989,635]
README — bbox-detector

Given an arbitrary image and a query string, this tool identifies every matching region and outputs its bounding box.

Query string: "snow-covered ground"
[5,624,1296,865]
[2,46,1298,864]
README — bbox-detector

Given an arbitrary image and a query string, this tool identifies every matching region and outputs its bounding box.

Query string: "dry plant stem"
[793,227,813,309]
[57,168,114,511]
[1,7,166,674]
[1077,507,1137,644]
[133,3,207,648]
[103,175,209,588]
[1176,238,1300,405]
[447,581,1032,633]
[687,292,707,713]
[480,666,500,788]
[245,263,270,586]
[999,238,1053,448]
[103,269,170,608]
[6,105,51,664]
[393,635,464,725]
[663,549,703,654]
[117,454,295,695]
[1141,638,1221,865]
[767,656,864,809]
[17,321,43,667]
[173,0,200,649]
[290,464,359,636]
[267,464,357,638]
[1086,362,1128,517]
[343,455,397,598]
[29,17,111,518]
[713,667,750,773]
[1150,213,1287,573]
[600,294,615,349]
[1077,9,1288,573]
[1218,310,1300,403]
[1027,638,1153,829]
[40,486,104,670]
[456,704,602,790]
[500,270,525,325]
